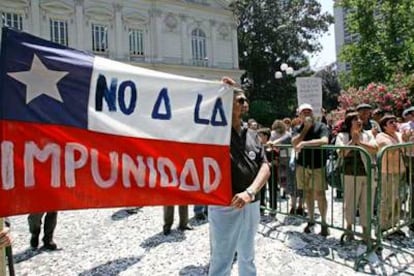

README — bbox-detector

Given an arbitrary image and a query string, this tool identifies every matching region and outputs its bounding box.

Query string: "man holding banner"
[208,86,270,276]
[0,27,260,274]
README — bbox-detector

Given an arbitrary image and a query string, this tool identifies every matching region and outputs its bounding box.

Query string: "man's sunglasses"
[237,97,248,104]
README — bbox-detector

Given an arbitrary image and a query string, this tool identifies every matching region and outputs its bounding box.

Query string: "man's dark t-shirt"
[363,119,381,132]
[230,127,266,201]
[292,121,329,169]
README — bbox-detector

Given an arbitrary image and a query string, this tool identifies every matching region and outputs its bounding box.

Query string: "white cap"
[298,103,313,113]
[402,106,414,117]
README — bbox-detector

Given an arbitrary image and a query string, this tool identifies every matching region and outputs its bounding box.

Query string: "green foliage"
[314,64,342,112]
[247,100,274,126]
[230,0,334,126]
[337,0,414,88]
[392,72,414,96]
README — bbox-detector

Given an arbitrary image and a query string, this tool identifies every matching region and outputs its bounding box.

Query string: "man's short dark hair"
[257,127,271,139]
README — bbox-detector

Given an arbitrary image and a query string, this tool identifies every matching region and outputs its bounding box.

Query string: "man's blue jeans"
[208,201,260,276]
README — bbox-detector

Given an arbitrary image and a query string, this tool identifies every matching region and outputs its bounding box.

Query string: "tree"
[230,0,333,126]
[313,63,342,112]
[338,0,414,88]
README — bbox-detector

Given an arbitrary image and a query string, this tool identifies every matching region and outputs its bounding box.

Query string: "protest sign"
[296,77,322,117]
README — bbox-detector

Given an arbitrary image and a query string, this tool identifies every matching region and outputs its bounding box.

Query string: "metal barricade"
[261,144,377,269]
[375,142,414,246]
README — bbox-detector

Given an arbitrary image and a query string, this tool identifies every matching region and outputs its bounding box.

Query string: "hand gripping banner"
[0,27,233,216]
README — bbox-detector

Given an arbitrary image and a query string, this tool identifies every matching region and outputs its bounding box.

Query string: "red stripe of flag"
[0,121,231,216]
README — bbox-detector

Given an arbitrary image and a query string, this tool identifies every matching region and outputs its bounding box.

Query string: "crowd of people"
[250,102,414,243]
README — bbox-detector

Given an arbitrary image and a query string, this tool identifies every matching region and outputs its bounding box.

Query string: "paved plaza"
[4,200,414,276]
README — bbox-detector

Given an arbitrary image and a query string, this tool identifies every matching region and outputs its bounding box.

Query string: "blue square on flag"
[0,27,94,129]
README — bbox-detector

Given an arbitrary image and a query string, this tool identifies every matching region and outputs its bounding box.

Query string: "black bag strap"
[231,128,259,176]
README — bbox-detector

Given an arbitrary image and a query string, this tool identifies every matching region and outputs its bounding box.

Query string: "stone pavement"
[4,203,414,276]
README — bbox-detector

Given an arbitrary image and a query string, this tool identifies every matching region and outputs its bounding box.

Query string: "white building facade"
[0,0,242,80]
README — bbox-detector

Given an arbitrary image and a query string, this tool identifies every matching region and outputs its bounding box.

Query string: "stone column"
[30,0,41,35]
[179,14,189,65]
[113,3,124,60]
[230,23,239,69]
[209,19,217,67]
[74,0,84,50]
[149,8,162,62]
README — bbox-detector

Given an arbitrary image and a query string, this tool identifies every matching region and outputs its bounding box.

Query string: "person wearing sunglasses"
[208,80,270,276]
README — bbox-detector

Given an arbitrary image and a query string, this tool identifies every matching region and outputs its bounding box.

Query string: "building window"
[91,24,108,53]
[50,19,68,46]
[129,28,144,56]
[191,28,207,67]
[1,12,23,30]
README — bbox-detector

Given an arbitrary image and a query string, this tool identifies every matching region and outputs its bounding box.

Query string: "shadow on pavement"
[188,216,208,227]
[371,238,414,275]
[13,246,63,263]
[264,223,414,275]
[179,264,209,276]
[79,256,141,276]
[111,207,142,221]
[140,230,186,249]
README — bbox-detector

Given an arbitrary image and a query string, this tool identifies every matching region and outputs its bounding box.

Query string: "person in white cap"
[292,103,330,236]
[399,106,414,133]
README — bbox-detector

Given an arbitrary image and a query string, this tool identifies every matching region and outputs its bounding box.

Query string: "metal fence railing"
[261,143,414,270]
[376,143,414,240]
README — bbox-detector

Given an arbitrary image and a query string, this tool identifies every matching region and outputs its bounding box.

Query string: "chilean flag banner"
[0,27,233,216]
